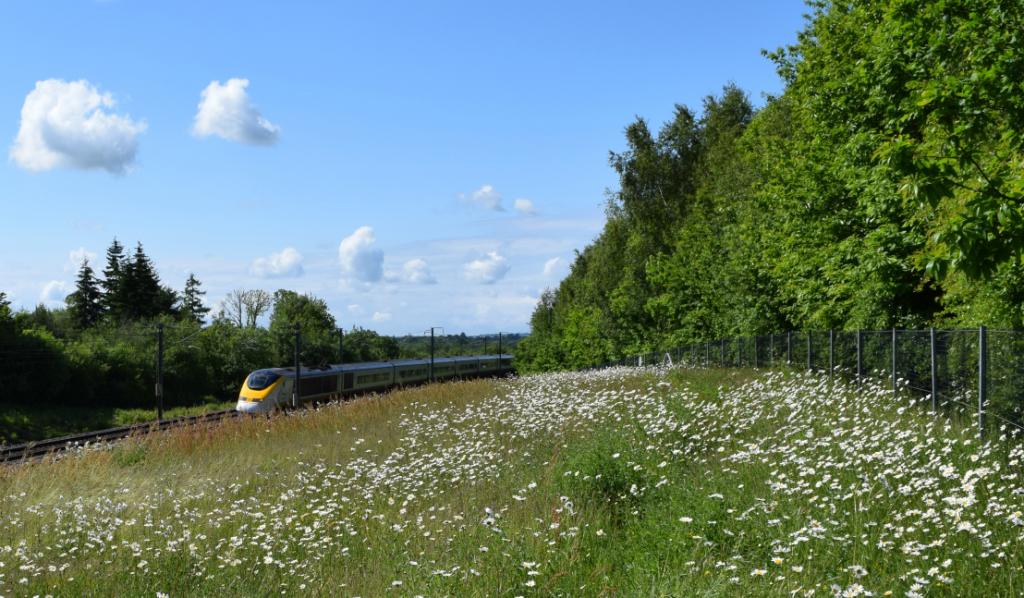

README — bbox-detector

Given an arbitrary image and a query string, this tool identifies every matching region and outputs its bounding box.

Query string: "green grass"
[0,366,1021,597]
[0,399,238,444]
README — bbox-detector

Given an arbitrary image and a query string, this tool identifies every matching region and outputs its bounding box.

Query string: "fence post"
[856,329,862,389]
[721,339,725,368]
[979,325,987,440]
[156,323,164,421]
[754,336,758,369]
[293,322,301,408]
[706,341,710,369]
[788,332,792,365]
[770,334,774,368]
[736,337,741,367]
[892,328,898,395]
[807,331,812,371]
[930,328,937,414]
[829,329,834,381]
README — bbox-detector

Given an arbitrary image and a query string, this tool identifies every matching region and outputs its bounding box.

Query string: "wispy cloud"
[457,185,504,211]
[513,198,538,215]
[65,247,99,272]
[385,259,437,285]
[542,257,563,277]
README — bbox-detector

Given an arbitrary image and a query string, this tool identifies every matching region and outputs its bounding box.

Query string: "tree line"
[515,0,1024,372]
[1,240,404,408]
[66,239,210,328]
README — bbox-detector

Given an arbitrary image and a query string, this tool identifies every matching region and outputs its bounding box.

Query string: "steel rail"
[0,409,238,464]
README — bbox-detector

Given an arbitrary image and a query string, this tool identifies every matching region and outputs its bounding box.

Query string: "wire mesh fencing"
[589,327,1024,439]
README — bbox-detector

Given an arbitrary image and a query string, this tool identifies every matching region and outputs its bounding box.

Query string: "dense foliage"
[516,0,1024,373]
[0,250,522,409]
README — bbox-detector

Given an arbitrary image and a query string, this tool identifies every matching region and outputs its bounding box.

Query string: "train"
[236,354,515,413]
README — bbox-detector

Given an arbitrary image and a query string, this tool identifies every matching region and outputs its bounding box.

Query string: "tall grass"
[0,366,1021,597]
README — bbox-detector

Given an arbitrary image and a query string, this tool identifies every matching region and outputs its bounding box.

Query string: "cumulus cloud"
[372,312,392,322]
[385,259,437,284]
[65,247,98,272]
[458,185,504,211]
[9,79,146,175]
[513,198,538,215]
[192,79,281,146]
[250,247,304,278]
[348,304,365,315]
[40,281,73,302]
[542,257,563,277]
[402,259,437,284]
[461,252,511,285]
[339,226,384,282]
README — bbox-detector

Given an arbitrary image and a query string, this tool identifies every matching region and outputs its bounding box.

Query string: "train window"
[356,372,391,384]
[247,370,281,391]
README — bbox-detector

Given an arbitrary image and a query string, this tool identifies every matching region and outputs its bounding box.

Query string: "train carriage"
[428,357,457,380]
[236,354,515,413]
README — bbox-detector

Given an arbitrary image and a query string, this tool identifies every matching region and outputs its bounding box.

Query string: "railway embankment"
[0,367,1020,597]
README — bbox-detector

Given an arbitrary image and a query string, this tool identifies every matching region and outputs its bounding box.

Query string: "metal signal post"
[293,323,301,408]
[156,323,164,420]
[425,327,443,382]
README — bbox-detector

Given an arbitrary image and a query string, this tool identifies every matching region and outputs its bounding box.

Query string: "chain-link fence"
[582,327,1024,439]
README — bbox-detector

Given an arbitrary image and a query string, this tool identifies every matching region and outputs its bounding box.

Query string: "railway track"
[0,371,518,465]
[0,409,239,464]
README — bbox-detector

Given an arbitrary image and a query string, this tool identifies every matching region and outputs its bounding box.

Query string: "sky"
[0,0,808,336]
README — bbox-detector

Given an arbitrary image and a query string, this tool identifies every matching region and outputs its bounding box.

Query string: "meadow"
[0,365,1021,597]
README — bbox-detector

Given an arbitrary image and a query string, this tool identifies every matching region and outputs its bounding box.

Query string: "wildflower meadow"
[0,365,1022,597]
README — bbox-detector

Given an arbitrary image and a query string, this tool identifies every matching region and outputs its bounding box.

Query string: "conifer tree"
[100,238,127,319]
[181,273,211,325]
[67,258,104,328]
[120,242,163,321]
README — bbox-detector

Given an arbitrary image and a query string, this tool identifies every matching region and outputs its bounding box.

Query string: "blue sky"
[1,0,807,335]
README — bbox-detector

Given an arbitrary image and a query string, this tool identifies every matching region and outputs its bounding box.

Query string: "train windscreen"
[247,370,282,391]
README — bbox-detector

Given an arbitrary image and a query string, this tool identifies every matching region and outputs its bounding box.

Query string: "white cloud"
[250,247,304,278]
[9,79,146,175]
[65,247,98,272]
[40,280,73,302]
[458,185,504,211]
[402,259,437,284]
[192,79,281,146]
[372,311,392,322]
[542,257,563,277]
[347,304,365,315]
[385,259,437,285]
[339,226,384,283]
[513,198,538,215]
[461,251,510,285]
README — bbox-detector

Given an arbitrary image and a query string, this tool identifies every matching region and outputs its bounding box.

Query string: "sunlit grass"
[0,366,1021,597]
